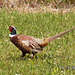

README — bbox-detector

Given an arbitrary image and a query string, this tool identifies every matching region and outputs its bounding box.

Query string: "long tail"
[47,27,75,42]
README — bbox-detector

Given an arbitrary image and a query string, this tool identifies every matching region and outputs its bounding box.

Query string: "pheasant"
[9,26,75,59]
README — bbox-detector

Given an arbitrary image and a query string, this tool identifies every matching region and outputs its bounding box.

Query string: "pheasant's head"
[9,26,17,36]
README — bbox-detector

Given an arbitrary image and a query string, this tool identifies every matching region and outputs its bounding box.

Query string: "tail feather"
[47,27,75,42]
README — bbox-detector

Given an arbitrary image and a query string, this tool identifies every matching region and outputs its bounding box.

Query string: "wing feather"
[17,35,43,52]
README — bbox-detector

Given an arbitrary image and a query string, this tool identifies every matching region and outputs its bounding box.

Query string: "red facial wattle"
[9,26,13,32]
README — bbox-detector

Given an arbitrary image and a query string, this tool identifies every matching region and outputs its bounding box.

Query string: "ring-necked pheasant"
[9,26,75,59]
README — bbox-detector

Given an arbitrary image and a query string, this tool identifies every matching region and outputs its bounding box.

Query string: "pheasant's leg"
[20,52,26,60]
[33,53,36,56]
[32,53,37,59]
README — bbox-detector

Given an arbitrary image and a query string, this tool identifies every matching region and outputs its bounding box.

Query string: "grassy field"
[0,9,75,75]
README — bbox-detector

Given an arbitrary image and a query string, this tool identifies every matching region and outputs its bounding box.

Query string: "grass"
[0,9,75,75]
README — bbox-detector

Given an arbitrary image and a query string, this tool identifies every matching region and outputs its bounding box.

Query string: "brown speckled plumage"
[9,34,44,58]
[9,26,75,59]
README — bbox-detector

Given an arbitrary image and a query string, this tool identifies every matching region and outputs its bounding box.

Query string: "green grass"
[0,9,75,75]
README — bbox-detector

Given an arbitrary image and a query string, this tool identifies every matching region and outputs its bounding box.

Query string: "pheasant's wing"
[17,35,42,52]
[28,40,42,52]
